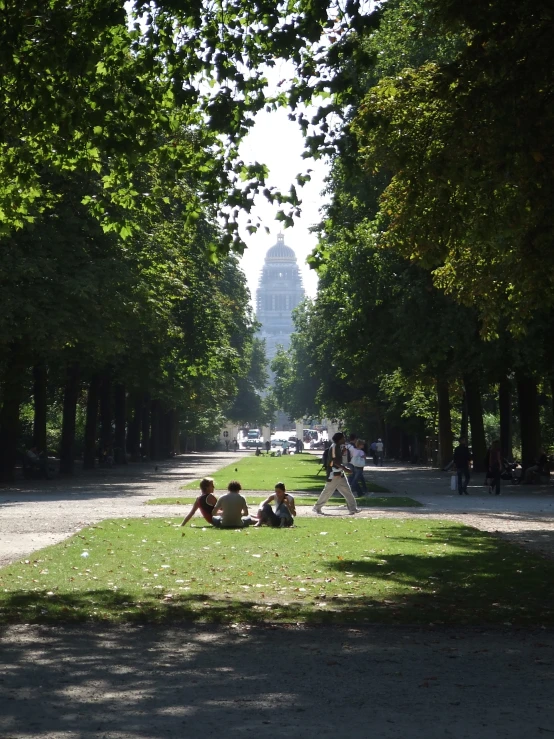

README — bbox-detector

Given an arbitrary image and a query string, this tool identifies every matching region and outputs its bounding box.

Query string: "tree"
[350,0,554,333]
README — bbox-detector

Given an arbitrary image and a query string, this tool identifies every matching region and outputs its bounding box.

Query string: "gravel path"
[2,456,554,738]
[1,623,553,739]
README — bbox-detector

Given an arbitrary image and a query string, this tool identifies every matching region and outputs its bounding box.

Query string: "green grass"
[1,517,553,627]
[180,453,389,494]
[147,495,421,508]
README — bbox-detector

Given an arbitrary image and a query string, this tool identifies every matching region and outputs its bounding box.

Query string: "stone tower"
[256,234,305,362]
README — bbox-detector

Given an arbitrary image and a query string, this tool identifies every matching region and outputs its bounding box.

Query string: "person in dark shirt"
[180,478,217,526]
[453,437,471,495]
[523,449,550,483]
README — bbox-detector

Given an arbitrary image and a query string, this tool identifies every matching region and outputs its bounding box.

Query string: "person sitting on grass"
[255,482,296,528]
[211,480,252,528]
[180,477,217,527]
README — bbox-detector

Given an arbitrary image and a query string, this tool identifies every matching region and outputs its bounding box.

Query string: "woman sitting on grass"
[255,482,296,528]
[180,477,217,527]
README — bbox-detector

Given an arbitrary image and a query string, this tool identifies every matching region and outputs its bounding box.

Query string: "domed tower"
[256,234,305,361]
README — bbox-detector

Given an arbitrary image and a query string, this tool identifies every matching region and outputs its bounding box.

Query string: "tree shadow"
[320,523,554,625]
[1,620,553,738]
[0,454,233,504]
[2,523,554,628]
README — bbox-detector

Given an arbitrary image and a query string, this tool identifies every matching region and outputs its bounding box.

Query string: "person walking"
[375,438,384,466]
[453,436,471,495]
[349,439,368,496]
[312,432,361,515]
[369,440,378,465]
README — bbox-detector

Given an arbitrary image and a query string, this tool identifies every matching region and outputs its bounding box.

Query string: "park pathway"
[2,454,554,564]
[0,452,241,567]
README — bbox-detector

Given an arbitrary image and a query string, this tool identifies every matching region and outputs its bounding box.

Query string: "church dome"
[266,234,296,261]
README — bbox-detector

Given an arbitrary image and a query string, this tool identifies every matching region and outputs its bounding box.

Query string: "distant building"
[256,234,305,362]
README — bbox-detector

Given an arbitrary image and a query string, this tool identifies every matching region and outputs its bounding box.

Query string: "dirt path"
[1,623,553,738]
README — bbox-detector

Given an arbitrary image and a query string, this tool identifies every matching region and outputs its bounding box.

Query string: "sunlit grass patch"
[1,518,553,627]
[179,453,389,493]
[147,496,421,507]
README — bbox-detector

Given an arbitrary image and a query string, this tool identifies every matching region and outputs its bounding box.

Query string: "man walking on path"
[313,432,360,515]
[453,436,471,495]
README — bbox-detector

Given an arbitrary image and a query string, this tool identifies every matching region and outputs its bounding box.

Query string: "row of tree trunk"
[0,357,180,482]
[436,375,542,471]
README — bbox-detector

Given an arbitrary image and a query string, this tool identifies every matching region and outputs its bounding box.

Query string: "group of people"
[181,478,296,529]
[453,436,504,495]
[452,436,551,496]
[181,430,375,527]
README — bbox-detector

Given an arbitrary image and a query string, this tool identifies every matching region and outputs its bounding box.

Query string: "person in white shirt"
[349,439,368,495]
[313,433,361,515]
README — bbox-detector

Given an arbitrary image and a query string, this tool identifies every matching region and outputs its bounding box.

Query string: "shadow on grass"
[2,524,554,627]
[323,524,554,625]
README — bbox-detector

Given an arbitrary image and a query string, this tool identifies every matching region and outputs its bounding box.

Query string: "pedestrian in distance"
[345,433,357,475]
[313,432,361,515]
[375,438,384,466]
[369,440,378,465]
[486,440,502,495]
[349,439,368,496]
[453,436,471,495]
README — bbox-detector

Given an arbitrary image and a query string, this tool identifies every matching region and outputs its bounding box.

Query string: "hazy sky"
[237,80,329,309]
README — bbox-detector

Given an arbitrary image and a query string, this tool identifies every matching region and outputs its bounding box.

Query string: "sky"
[237,92,330,308]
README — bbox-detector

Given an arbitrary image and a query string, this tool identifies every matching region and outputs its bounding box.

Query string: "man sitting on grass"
[212,480,252,528]
[180,478,217,527]
[255,482,296,528]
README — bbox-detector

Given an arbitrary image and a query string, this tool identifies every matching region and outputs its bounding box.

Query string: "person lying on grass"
[212,480,253,528]
[254,482,296,528]
[180,477,217,527]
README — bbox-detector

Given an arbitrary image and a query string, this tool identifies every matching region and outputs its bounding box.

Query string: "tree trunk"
[436,378,453,468]
[0,347,26,482]
[499,378,513,461]
[140,394,151,460]
[59,362,80,475]
[99,369,113,453]
[32,363,48,454]
[463,374,487,473]
[114,383,127,464]
[517,376,541,467]
[150,399,161,460]
[83,374,100,470]
[460,390,468,440]
[127,392,143,461]
[161,410,173,458]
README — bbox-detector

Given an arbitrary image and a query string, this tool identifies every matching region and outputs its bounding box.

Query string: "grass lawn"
[180,453,389,494]
[1,517,553,627]
[147,496,421,508]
